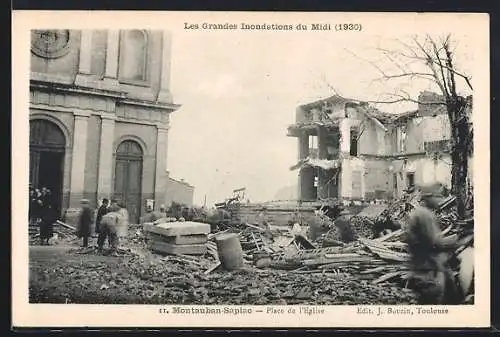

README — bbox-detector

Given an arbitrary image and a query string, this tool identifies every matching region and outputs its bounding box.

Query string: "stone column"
[65,112,90,225]
[157,32,173,103]
[316,126,329,200]
[97,114,116,200]
[154,125,169,209]
[298,134,309,160]
[78,30,93,74]
[339,119,351,154]
[317,126,328,159]
[297,133,309,200]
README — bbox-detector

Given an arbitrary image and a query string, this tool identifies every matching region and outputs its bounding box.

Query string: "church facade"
[29,29,180,224]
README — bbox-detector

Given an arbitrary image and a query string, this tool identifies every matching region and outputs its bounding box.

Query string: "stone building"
[288,91,473,202]
[29,29,186,224]
[164,175,195,208]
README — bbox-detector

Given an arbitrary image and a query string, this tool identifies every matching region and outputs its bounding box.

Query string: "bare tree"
[347,34,473,217]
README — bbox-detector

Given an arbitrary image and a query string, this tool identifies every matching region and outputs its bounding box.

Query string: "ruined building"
[288,91,473,202]
[29,29,193,224]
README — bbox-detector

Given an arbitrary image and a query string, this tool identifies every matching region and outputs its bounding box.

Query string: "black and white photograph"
[13,11,489,328]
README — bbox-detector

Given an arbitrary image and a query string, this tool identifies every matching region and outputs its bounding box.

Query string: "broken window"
[309,135,318,158]
[424,139,450,153]
[406,172,415,189]
[350,127,359,157]
[397,125,407,153]
[325,133,340,160]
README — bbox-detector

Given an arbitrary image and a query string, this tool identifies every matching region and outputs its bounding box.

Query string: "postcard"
[12,10,490,328]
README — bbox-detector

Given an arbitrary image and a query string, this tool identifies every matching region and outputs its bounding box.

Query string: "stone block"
[146,232,208,245]
[143,221,210,237]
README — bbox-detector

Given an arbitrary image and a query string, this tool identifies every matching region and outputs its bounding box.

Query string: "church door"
[114,140,143,224]
[29,119,66,215]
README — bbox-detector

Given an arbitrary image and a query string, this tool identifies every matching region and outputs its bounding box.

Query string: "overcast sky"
[166,32,474,206]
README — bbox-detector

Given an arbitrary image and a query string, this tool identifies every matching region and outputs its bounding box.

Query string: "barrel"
[215,233,244,270]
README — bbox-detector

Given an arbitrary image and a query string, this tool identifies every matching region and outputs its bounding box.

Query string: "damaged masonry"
[288,91,473,203]
[30,90,474,306]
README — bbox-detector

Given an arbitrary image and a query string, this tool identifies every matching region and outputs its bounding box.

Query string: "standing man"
[159,204,167,219]
[405,185,461,304]
[77,199,93,247]
[142,204,155,223]
[95,198,109,235]
[39,188,56,245]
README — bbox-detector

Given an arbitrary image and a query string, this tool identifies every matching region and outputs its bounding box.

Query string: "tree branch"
[412,36,448,97]
[444,40,458,95]
[364,93,448,106]
[344,48,389,78]
[320,74,343,97]
[428,35,451,97]
[390,38,473,91]
[374,72,437,80]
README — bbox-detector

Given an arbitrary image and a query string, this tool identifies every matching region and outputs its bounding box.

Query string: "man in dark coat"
[39,188,56,245]
[77,199,93,247]
[95,198,109,235]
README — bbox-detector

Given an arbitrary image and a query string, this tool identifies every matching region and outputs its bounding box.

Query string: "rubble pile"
[30,244,418,305]
[222,190,474,298]
[29,188,473,305]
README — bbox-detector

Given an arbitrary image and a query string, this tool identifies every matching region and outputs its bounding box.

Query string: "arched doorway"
[29,119,66,215]
[114,140,143,224]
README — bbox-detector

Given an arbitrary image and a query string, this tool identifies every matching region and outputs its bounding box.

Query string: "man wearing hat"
[77,199,93,247]
[405,184,461,304]
[95,198,109,235]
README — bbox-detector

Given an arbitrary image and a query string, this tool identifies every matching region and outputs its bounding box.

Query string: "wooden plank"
[204,262,222,274]
[374,229,403,242]
[360,266,387,274]
[303,255,372,266]
[56,220,76,231]
[373,271,403,284]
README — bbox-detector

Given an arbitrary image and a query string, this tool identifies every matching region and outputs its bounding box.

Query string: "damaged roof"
[290,157,341,171]
[298,95,356,110]
[297,94,423,128]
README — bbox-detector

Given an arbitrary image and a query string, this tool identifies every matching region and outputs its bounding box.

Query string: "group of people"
[141,204,167,223]
[77,198,127,256]
[29,186,59,245]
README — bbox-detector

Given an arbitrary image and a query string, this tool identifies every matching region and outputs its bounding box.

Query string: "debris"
[29,187,473,305]
[204,262,222,275]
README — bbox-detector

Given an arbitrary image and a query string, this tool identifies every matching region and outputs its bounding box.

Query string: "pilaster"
[97,114,116,200]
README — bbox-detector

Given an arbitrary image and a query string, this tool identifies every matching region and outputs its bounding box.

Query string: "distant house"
[164,173,195,207]
[287,91,473,202]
